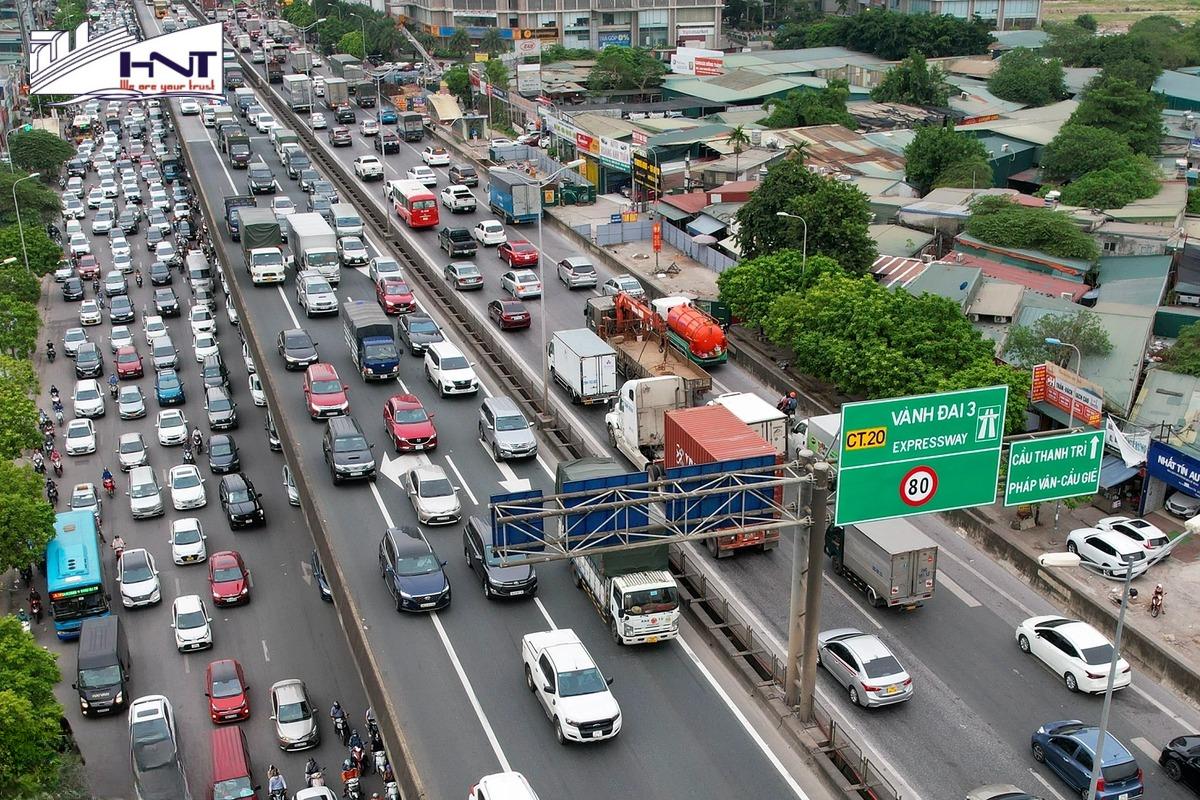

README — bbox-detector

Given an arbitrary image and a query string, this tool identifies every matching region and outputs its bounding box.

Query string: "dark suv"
[218,473,265,528]
[200,354,230,391]
[378,525,450,612]
[322,416,376,484]
[448,163,478,187]
[246,162,277,194]
[438,226,476,257]
[74,343,104,378]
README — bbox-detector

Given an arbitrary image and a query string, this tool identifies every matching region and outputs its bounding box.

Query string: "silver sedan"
[816,628,913,708]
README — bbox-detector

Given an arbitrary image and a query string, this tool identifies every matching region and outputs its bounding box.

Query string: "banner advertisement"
[599,135,631,171]
[1030,362,1104,428]
[516,63,541,94]
[669,46,724,76]
[514,38,542,58]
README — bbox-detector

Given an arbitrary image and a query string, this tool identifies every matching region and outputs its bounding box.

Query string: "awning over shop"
[686,214,727,237]
[653,202,693,223]
[1099,455,1140,489]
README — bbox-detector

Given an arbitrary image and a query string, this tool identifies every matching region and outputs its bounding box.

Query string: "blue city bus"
[46,511,110,640]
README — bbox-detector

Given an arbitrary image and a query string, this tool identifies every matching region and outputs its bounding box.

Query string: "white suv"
[296,271,338,316]
[353,155,384,181]
[423,341,479,397]
[128,465,165,519]
[171,594,213,651]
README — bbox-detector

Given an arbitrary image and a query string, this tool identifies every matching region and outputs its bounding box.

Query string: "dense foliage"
[771,10,993,59]
[760,80,855,129]
[870,51,952,106]
[587,47,667,92]
[1068,74,1165,156]
[987,48,1068,107]
[1164,322,1200,377]
[0,616,64,795]
[1058,155,1160,209]
[1041,124,1134,182]
[903,124,992,194]
[964,196,1100,261]
[1004,311,1114,367]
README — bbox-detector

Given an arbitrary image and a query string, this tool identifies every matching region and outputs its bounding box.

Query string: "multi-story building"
[398,0,723,50]
[819,0,1042,30]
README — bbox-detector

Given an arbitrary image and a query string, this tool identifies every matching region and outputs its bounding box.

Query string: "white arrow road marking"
[299,559,313,586]
[378,451,432,488]
[480,438,532,492]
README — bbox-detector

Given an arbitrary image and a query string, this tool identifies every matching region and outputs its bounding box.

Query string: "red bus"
[388,180,439,229]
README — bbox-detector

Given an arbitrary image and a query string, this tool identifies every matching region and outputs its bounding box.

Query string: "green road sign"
[834,386,1009,526]
[1004,430,1105,506]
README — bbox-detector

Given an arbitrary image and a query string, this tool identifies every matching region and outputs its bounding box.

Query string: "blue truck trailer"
[487,167,540,225]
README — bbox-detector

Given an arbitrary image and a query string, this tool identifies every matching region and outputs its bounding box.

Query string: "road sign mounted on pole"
[835,386,1009,526]
[1004,430,1105,506]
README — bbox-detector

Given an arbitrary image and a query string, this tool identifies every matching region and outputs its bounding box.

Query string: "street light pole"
[775,211,807,272]
[12,172,40,276]
[301,18,326,77]
[350,12,367,63]
[1044,337,1083,534]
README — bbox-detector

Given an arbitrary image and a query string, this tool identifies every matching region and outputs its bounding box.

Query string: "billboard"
[670,46,724,76]
[1030,361,1103,428]
[514,38,542,58]
[517,63,541,94]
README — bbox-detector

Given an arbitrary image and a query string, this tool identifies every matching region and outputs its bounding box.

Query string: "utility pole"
[784,452,832,716]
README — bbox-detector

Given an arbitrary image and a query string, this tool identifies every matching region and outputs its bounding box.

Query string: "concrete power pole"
[784,453,832,717]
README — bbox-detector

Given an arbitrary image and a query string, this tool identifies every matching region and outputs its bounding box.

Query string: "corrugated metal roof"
[1131,368,1200,433]
[968,279,1024,318]
[1155,70,1200,104]
[870,224,933,257]
[903,263,982,310]
[946,253,1092,301]
[956,100,1079,145]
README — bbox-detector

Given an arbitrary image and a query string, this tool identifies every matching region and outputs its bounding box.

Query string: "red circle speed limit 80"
[899,466,938,507]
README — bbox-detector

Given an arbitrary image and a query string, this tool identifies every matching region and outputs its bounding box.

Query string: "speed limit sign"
[899,466,938,507]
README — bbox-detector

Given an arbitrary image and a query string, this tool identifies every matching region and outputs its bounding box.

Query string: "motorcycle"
[350,742,367,776]
[103,476,116,498]
[333,715,349,746]
[38,409,50,430]
[343,774,361,800]
[46,344,56,363]
[54,407,64,426]
[109,381,119,399]
[134,271,143,288]
[373,750,387,776]
[304,763,325,788]
[1150,586,1165,617]
[29,594,42,624]
[46,482,58,506]
[51,453,63,478]
[182,444,195,464]
[31,453,44,475]
[384,781,400,800]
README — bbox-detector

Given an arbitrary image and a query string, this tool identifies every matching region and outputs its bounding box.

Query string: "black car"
[247,163,278,194]
[374,132,400,155]
[322,415,375,484]
[175,219,196,243]
[311,550,332,602]
[218,473,265,529]
[74,343,104,378]
[298,168,320,193]
[398,313,444,355]
[67,158,88,178]
[311,181,338,202]
[448,163,478,187]
[204,385,238,431]
[285,150,311,180]
[118,207,141,234]
[277,328,319,370]
[109,294,135,323]
[207,433,240,474]
[149,261,173,286]
[335,106,355,124]
[378,525,450,613]
[153,288,179,316]
[463,516,536,599]
[62,277,85,301]
[201,354,231,391]
[1161,734,1200,792]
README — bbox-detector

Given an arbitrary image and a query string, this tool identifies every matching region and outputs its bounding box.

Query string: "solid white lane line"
[824,577,884,630]
[443,455,478,506]
[535,454,554,479]
[369,482,395,527]
[937,572,982,608]
[276,286,302,329]
[1131,684,1190,727]
[1028,768,1070,800]
[261,639,271,662]
[533,598,555,629]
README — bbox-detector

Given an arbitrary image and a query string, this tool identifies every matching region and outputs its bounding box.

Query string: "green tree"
[282,0,316,28]
[0,225,62,275]
[8,131,73,178]
[717,250,824,328]
[53,0,85,30]
[0,616,64,794]
[480,27,505,56]
[587,46,667,92]
[987,48,1068,107]
[444,64,471,105]
[734,158,877,271]
[840,10,993,59]
[0,462,54,574]
[0,296,38,358]
[726,125,751,177]
[939,361,1031,435]
[447,28,471,59]
[903,124,992,194]
[0,172,62,226]
[1189,188,1200,215]
[541,44,596,62]
[484,57,509,89]
[0,264,39,303]
[1004,310,1113,367]
[1164,321,1200,376]
[870,50,951,106]
[0,354,38,398]
[760,80,855,129]
[773,21,812,49]
[1069,74,1165,155]
[337,31,364,59]
[965,195,1100,261]
[1058,155,1161,209]
[1042,124,1134,181]
[1075,13,1098,31]
[0,380,39,461]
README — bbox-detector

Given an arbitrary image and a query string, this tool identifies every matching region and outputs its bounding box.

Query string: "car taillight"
[1086,671,1105,679]
[861,683,880,692]
[1094,777,1105,793]
[903,678,912,686]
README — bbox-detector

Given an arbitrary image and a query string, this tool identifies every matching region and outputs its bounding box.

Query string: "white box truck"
[709,392,788,458]
[288,213,341,285]
[547,328,617,405]
[789,413,841,463]
[282,74,313,113]
[825,519,938,609]
[605,376,688,471]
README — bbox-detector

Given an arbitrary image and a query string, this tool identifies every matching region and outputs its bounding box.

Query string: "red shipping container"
[663,406,781,556]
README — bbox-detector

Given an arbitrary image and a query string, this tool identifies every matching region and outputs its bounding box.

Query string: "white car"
[86,188,105,208]
[296,271,338,316]
[521,628,621,744]
[353,155,384,180]
[249,373,266,406]
[116,431,149,470]
[64,418,97,455]
[358,118,379,136]
[171,594,213,651]
[179,98,201,115]
[489,137,516,149]
[1096,516,1171,559]
[193,333,219,363]
[62,195,87,220]
[406,465,462,525]
[473,220,507,247]
[99,178,119,198]
[118,548,161,607]
[226,301,240,327]
[256,113,277,133]
[242,341,256,374]
[439,184,476,212]
[112,252,134,275]
[1016,615,1131,693]
[127,465,165,519]
[310,112,327,129]
[406,165,437,187]
[78,300,103,326]
[69,233,91,258]
[500,269,542,300]
[271,195,296,223]
[156,409,189,446]
[369,257,402,284]
[170,518,208,565]
[149,189,170,212]
[817,628,913,708]
[1165,490,1200,518]
[68,482,101,523]
[63,327,89,357]
[110,235,132,259]
[72,379,106,418]
[117,385,147,420]
[91,209,114,235]
[421,146,450,166]
[189,305,216,336]
[424,341,479,397]
[143,315,168,345]
[1065,527,1151,580]
[313,77,326,96]
[168,464,207,510]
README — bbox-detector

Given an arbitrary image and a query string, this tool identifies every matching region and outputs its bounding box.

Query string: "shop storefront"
[1142,439,1200,516]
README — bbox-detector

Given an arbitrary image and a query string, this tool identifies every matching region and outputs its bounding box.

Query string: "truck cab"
[604,376,688,471]
[521,629,622,744]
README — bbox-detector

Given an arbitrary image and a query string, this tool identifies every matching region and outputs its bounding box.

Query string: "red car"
[205,658,250,724]
[498,240,539,268]
[75,254,101,279]
[376,277,416,315]
[383,394,437,452]
[114,346,144,379]
[488,299,531,330]
[303,362,349,419]
[209,550,250,607]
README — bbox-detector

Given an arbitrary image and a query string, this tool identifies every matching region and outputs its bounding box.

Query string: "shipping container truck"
[328,54,360,79]
[663,405,781,557]
[825,520,938,609]
[488,167,540,224]
[709,392,788,458]
[560,458,679,645]
[399,111,424,141]
[343,64,364,86]
[547,329,618,405]
[583,295,712,405]
[288,213,341,285]
[282,74,313,113]
[289,48,313,74]
[238,208,286,284]
[605,376,688,471]
[324,77,349,111]
[223,195,256,241]
[235,34,251,52]
[354,80,377,108]
[789,413,841,464]
[343,301,401,381]
[266,59,284,83]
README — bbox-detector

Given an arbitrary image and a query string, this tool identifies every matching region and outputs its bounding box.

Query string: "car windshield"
[441,355,469,371]
[123,556,153,582]
[117,351,138,363]
[624,585,679,613]
[861,653,904,679]
[78,664,122,689]
[173,471,201,489]
[285,332,310,348]
[1080,643,1115,665]
[228,488,252,503]
[120,438,143,453]
[211,441,232,456]
[213,777,255,800]
[395,552,439,576]
[558,667,607,698]
[130,718,175,770]
[131,480,158,499]
[159,374,179,388]
[572,262,595,273]
[209,396,232,411]
[419,478,453,497]
[312,379,341,394]
[410,320,438,335]
[495,414,527,432]
[383,280,408,294]
[277,698,312,723]
[77,386,100,400]
[1103,758,1140,784]
[334,435,368,453]
[213,564,243,581]
[67,424,90,439]
[176,608,206,629]
[174,526,202,544]
[210,670,242,698]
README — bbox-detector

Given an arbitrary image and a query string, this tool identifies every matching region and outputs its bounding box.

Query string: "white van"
[331,203,362,238]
